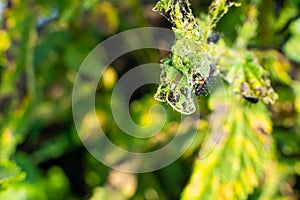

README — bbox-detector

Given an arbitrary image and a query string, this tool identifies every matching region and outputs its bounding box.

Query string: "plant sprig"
[153,0,277,114]
[153,0,239,114]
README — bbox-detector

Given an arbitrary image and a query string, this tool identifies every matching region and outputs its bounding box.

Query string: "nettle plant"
[153,0,277,115]
[152,0,290,199]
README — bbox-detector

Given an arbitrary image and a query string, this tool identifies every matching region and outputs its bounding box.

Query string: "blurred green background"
[1,0,300,199]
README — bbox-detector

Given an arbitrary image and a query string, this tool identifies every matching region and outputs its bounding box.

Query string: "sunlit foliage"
[0,0,300,199]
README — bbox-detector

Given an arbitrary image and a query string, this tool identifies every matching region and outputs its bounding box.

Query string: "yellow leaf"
[0,30,11,51]
[102,67,117,89]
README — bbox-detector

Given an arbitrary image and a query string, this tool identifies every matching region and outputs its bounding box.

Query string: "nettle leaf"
[0,161,26,189]
[0,129,26,189]
[254,50,291,85]
[220,52,278,104]
[208,0,241,32]
[153,0,172,13]
[153,0,197,32]
[283,35,300,63]
[181,95,273,200]
[283,18,300,63]
[154,57,196,115]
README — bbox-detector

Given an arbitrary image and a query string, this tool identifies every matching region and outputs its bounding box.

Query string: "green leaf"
[181,92,274,200]
[0,161,26,189]
[283,35,300,63]
[154,57,196,115]
[254,50,291,85]
[218,46,278,104]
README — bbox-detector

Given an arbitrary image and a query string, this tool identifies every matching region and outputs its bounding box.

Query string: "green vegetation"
[1,0,300,199]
